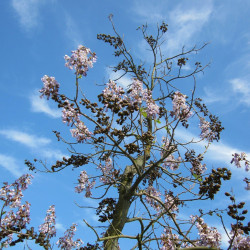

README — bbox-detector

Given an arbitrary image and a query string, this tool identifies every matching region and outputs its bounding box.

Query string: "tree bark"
[103,156,145,250]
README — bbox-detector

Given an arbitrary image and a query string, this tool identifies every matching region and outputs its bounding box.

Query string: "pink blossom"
[160,228,178,250]
[62,100,80,126]
[190,215,221,248]
[145,186,162,212]
[143,89,159,119]
[70,121,92,143]
[64,45,96,76]
[164,192,178,214]
[40,75,60,100]
[127,79,144,105]
[171,91,192,121]
[161,137,181,170]
[230,229,250,249]
[75,170,95,197]
[56,224,83,249]
[103,80,125,110]
[199,118,217,142]
[0,174,33,208]
[98,157,114,184]
[39,205,56,238]
[231,152,249,172]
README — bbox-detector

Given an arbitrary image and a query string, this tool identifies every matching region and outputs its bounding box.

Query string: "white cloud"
[11,0,45,31]
[41,149,68,160]
[202,87,228,104]
[0,129,67,160]
[230,78,250,106]
[175,128,249,171]
[165,4,212,55]
[64,13,83,48]
[55,222,66,232]
[0,130,51,149]
[106,68,132,88]
[0,154,24,177]
[132,1,213,56]
[30,92,61,118]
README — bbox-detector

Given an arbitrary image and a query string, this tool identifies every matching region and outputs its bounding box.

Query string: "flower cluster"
[161,137,181,170]
[190,215,221,248]
[62,100,80,125]
[70,121,92,143]
[199,117,217,142]
[102,78,160,119]
[98,157,114,184]
[40,75,60,100]
[39,205,56,238]
[230,229,250,249]
[0,174,33,247]
[56,224,83,249]
[171,91,192,121]
[231,152,250,172]
[61,100,92,142]
[164,191,179,215]
[127,79,144,105]
[103,80,125,110]
[64,45,96,76]
[143,89,160,119]
[160,228,178,250]
[75,170,95,197]
[145,186,162,212]
[0,174,32,208]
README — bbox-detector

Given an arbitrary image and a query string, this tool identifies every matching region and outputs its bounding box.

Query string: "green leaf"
[155,119,161,124]
[193,174,202,182]
[140,107,147,118]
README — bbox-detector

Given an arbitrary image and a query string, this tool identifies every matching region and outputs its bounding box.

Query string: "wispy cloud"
[30,92,61,118]
[0,154,24,177]
[165,4,213,55]
[230,78,250,106]
[175,128,249,171]
[64,13,83,48]
[0,130,51,149]
[0,129,67,161]
[11,0,45,31]
[132,1,213,56]
[106,68,132,88]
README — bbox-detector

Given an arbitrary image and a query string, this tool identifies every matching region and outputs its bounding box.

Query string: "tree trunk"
[103,156,145,250]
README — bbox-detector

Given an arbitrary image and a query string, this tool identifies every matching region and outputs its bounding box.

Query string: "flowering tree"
[1,21,250,249]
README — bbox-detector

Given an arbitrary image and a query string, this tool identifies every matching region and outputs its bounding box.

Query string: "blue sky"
[0,0,250,249]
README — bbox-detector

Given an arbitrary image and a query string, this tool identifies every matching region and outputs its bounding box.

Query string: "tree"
[0,20,249,250]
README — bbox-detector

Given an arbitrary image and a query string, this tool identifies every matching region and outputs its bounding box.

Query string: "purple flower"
[70,121,92,143]
[39,205,56,238]
[145,186,162,212]
[199,118,217,142]
[56,224,83,249]
[98,157,114,184]
[171,91,192,121]
[64,45,96,76]
[40,75,60,100]
[75,171,95,197]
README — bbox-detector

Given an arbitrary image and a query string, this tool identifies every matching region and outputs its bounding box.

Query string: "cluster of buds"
[199,168,231,199]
